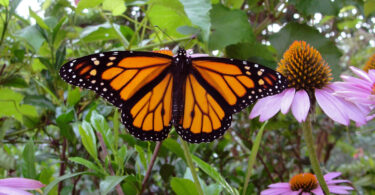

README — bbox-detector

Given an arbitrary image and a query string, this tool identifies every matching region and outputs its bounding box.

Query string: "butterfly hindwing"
[59,51,174,141]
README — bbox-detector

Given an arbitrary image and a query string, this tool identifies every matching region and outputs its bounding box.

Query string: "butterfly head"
[177,47,187,57]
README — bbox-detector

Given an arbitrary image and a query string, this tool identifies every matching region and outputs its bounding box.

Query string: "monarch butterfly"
[59,48,287,143]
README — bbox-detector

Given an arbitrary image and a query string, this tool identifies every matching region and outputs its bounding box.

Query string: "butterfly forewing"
[59,51,174,141]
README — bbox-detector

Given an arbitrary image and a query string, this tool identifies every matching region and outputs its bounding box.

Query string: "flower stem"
[181,140,204,195]
[302,116,330,195]
[242,121,268,195]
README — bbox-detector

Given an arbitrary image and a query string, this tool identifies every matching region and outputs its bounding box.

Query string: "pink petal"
[301,193,310,195]
[281,88,295,114]
[0,187,32,195]
[291,90,310,122]
[368,69,375,80]
[282,191,300,195]
[0,178,44,190]
[268,183,290,188]
[350,66,373,82]
[340,75,372,90]
[324,172,342,180]
[311,187,324,195]
[336,97,368,126]
[259,93,283,122]
[328,187,351,194]
[261,188,293,195]
[250,94,283,122]
[315,88,349,125]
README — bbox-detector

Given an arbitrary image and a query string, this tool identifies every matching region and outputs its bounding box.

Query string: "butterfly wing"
[59,51,174,141]
[176,57,288,143]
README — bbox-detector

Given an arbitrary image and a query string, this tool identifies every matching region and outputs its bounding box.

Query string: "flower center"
[289,173,318,192]
[277,41,332,92]
[364,54,375,72]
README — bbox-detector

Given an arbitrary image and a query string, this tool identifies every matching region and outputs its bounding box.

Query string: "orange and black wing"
[176,57,288,143]
[59,51,174,141]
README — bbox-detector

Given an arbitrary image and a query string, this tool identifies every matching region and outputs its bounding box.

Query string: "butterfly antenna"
[154,25,175,42]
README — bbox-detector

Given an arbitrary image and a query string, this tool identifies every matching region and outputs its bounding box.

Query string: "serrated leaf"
[178,0,211,41]
[69,157,103,174]
[269,22,342,79]
[192,155,239,195]
[100,176,126,194]
[79,121,98,159]
[103,0,126,16]
[90,111,114,150]
[171,177,198,195]
[22,140,36,179]
[29,8,50,30]
[209,4,254,50]
[147,0,192,37]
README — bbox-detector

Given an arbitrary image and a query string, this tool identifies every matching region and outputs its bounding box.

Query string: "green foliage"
[171,177,199,195]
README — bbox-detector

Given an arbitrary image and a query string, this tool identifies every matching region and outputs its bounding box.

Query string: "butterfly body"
[60,48,287,143]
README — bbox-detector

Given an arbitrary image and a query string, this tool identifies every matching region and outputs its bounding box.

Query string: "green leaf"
[192,155,239,195]
[178,0,211,41]
[80,23,120,43]
[209,4,254,50]
[204,183,222,195]
[147,0,192,37]
[56,110,75,141]
[289,0,337,16]
[100,176,126,194]
[226,42,277,69]
[68,157,103,174]
[162,138,186,161]
[16,25,45,52]
[364,0,375,17]
[103,0,126,16]
[29,8,50,30]
[226,0,244,9]
[171,177,199,195]
[0,88,38,122]
[1,76,28,88]
[269,22,342,79]
[0,149,15,170]
[31,58,47,72]
[0,0,9,6]
[76,0,103,13]
[90,111,114,151]
[337,19,361,30]
[67,88,81,106]
[79,121,98,159]
[22,140,36,179]
[135,145,148,169]
[43,172,87,194]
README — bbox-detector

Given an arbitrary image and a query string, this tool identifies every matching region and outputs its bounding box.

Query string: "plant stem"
[139,141,163,195]
[242,121,268,195]
[181,140,204,195]
[302,116,330,195]
[97,132,124,195]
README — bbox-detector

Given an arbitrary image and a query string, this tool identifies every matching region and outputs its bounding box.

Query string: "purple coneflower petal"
[311,187,324,195]
[291,90,310,122]
[249,94,283,121]
[324,172,342,180]
[268,183,290,188]
[336,97,367,126]
[368,69,375,80]
[350,66,373,83]
[301,192,311,195]
[0,178,45,190]
[261,188,293,195]
[340,75,372,90]
[328,187,351,194]
[281,88,295,114]
[0,187,32,195]
[315,88,349,125]
[259,93,283,122]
